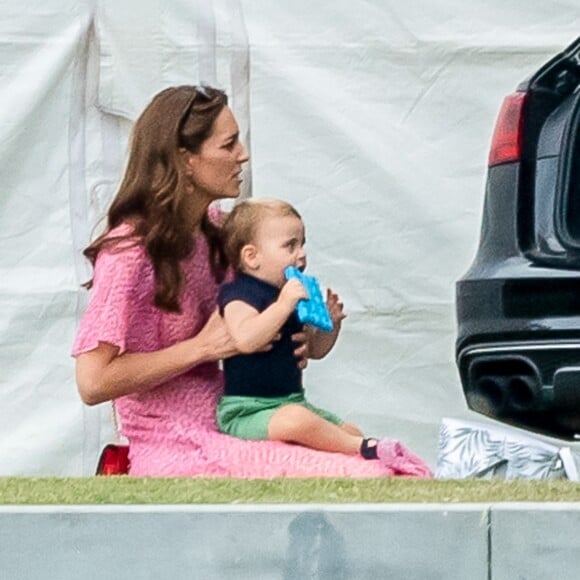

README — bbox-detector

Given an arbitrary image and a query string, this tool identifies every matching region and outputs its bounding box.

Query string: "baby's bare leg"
[340,422,363,437]
[268,404,363,455]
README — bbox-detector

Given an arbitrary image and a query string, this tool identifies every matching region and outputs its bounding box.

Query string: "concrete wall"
[2,503,579,579]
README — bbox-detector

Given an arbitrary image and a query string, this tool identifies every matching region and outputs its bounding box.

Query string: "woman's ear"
[180,148,196,177]
[240,244,259,271]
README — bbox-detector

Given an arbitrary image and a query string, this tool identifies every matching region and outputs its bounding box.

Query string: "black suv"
[457,37,580,440]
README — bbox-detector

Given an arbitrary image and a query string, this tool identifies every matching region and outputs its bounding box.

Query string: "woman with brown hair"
[72,85,430,477]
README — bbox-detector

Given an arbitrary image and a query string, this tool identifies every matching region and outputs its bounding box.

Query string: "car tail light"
[488,92,527,167]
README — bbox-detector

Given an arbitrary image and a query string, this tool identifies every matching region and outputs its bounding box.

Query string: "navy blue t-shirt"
[218,273,303,397]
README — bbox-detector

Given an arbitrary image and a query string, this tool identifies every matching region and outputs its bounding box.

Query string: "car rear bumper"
[458,339,580,440]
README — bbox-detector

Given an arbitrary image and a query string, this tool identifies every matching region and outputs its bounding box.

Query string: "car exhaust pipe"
[469,373,540,417]
[471,375,511,416]
[507,374,538,412]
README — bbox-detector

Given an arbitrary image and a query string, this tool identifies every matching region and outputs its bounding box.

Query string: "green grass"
[2,477,580,505]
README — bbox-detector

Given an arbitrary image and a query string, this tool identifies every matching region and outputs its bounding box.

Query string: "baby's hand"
[326,288,346,326]
[279,279,308,311]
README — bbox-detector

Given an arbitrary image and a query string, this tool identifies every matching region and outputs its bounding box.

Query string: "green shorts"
[216,390,343,440]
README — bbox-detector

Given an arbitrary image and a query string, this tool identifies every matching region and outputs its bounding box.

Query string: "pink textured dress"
[72,223,430,478]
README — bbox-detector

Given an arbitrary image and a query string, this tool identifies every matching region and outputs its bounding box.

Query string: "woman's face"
[186,106,249,201]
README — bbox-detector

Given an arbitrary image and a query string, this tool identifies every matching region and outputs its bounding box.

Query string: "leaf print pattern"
[436,417,575,480]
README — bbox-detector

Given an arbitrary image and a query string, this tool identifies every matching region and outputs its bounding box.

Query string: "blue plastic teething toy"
[284,266,334,332]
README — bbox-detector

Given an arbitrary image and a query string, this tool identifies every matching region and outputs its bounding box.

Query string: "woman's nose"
[238,143,250,163]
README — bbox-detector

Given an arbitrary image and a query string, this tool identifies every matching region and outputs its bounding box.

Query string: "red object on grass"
[95,444,130,475]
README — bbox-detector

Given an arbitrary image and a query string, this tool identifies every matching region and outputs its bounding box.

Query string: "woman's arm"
[76,309,238,405]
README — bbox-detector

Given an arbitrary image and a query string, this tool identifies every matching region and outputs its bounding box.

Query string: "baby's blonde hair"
[222,198,302,271]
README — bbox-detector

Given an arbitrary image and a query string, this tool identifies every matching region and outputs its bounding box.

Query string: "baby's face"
[250,214,307,287]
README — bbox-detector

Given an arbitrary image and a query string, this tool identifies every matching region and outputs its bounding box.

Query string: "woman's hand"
[195,308,240,362]
[291,331,309,369]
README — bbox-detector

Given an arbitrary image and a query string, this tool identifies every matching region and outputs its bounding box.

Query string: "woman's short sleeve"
[71,241,151,357]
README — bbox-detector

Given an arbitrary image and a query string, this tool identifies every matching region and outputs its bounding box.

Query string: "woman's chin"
[222,187,241,199]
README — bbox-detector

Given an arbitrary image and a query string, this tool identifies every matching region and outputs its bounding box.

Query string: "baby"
[217,198,385,462]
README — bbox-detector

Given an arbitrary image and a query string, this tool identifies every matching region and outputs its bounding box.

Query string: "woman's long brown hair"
[83,86,229,313]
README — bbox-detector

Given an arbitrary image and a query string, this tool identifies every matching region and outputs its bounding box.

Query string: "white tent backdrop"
[1,0,579,475]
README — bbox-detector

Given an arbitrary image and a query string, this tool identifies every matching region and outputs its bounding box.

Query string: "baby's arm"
[223,279,308,353]
[307,288,346,359]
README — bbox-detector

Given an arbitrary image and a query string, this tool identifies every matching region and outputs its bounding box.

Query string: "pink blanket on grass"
[73,225,431,479]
